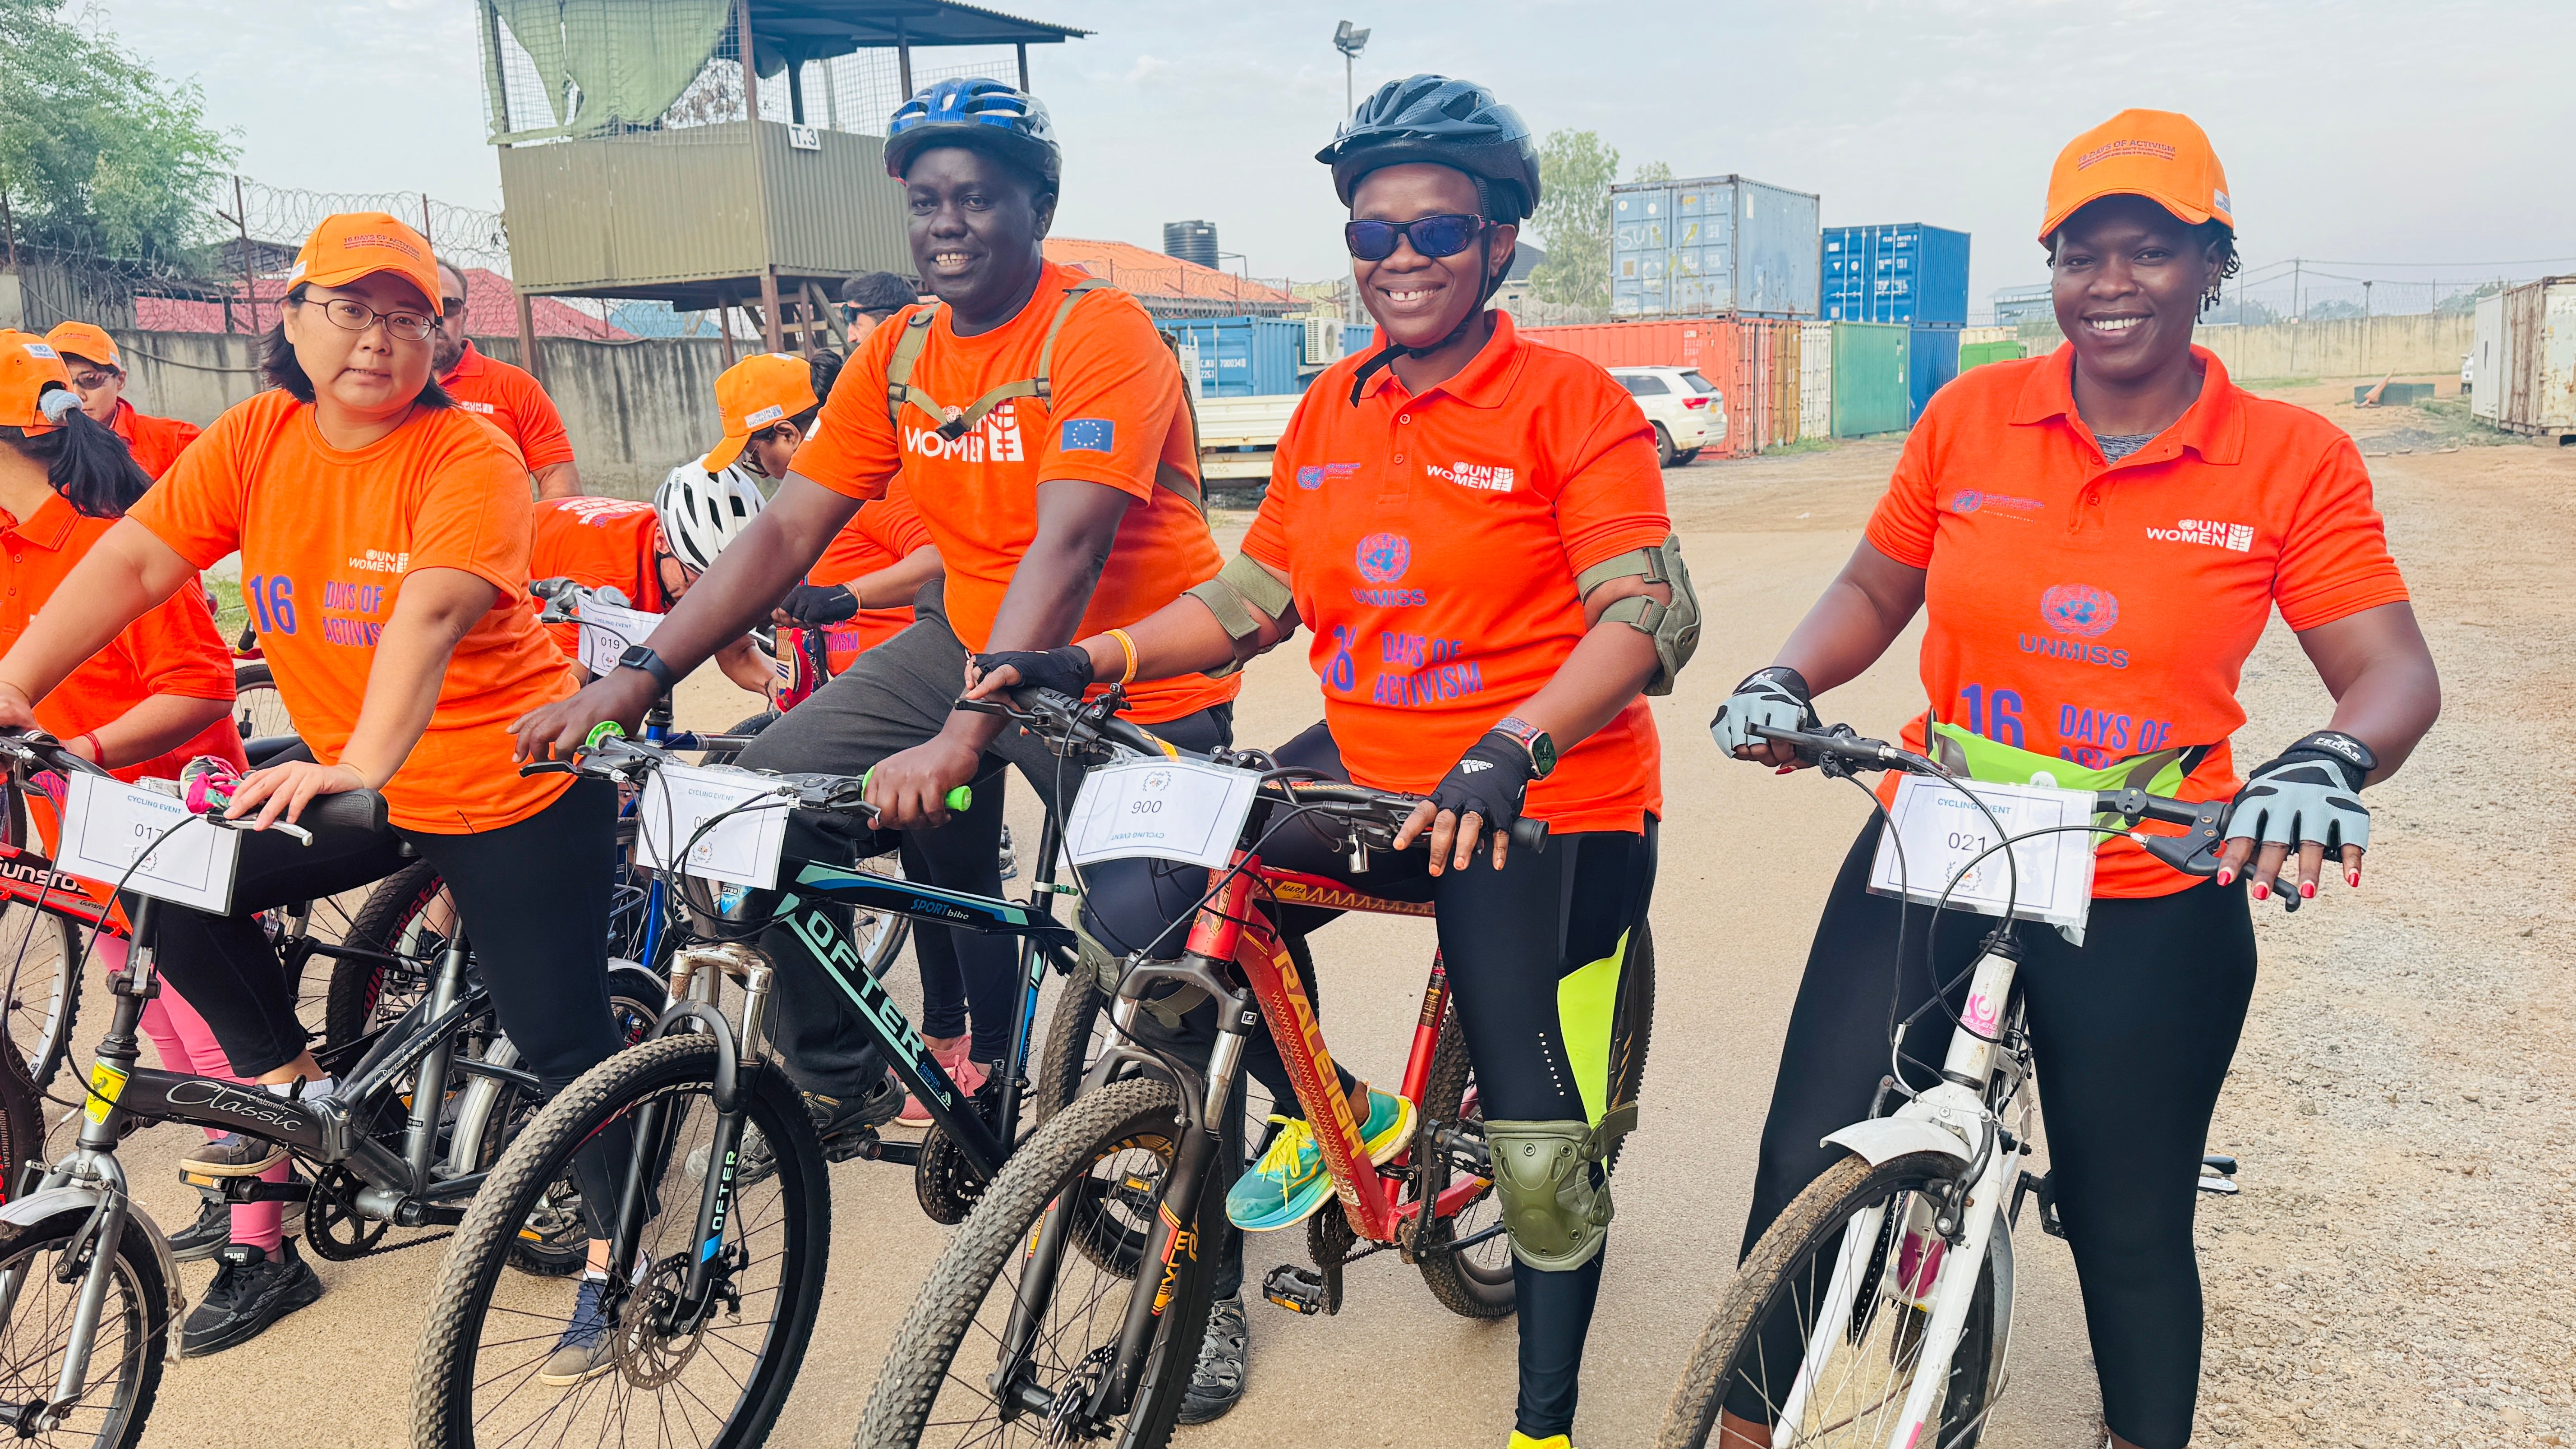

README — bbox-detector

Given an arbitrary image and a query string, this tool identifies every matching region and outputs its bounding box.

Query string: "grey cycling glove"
[1709,666,1819,757]
[2224,730,2375,855]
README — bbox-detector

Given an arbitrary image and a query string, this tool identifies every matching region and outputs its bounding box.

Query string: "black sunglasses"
[1344,214,1487,262]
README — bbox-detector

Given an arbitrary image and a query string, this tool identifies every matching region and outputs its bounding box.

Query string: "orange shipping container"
[1522,316,1799,460]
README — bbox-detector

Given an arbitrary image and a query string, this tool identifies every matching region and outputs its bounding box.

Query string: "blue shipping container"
[1610,175,1821,318]
[1346,323,1378,359]
[1820,224,1971,327]
[1159,316,1307,396]
[1908,326,1960,424]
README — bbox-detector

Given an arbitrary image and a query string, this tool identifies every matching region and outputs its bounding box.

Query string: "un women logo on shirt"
[2039,583,2120,638]
[1355,533,1410,584]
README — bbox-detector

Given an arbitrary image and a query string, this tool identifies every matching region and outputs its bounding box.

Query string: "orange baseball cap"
[2039,109,2232,244]
[42,322,120,372]
[700,353,819,472]
[286,212,443,314]
[0,331,76,435]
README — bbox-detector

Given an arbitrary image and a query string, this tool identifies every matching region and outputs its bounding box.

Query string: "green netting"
[489,0,734,139]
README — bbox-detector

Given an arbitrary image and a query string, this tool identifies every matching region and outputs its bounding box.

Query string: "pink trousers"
[94,938,287,1253]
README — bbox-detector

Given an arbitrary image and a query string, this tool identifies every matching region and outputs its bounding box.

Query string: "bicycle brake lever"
[517,760,583,777]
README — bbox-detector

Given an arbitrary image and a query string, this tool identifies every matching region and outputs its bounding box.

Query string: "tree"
[1631,160,1673,184]
[1526,129,1617,316]
[0,0,234,269]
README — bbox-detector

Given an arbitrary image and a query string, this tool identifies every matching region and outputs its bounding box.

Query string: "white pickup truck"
[1193,393,1306,491]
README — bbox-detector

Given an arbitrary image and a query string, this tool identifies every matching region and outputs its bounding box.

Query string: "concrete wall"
[2014,312,2475,381]
[105,330,734,501]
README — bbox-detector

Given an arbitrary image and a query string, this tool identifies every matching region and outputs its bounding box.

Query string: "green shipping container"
[1960,339,2025,371]
[1831,323,1911,437]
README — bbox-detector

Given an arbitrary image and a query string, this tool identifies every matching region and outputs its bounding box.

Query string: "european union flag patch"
[1059,418,1115,453]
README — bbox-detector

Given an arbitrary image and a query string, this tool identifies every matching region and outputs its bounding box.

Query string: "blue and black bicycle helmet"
[884,78,1061,191]
[1316,74,1541,224]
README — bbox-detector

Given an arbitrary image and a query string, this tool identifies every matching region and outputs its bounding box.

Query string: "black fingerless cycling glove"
[778,583,860,628]
[1427,731,1535,837]
[972,645,1095,698]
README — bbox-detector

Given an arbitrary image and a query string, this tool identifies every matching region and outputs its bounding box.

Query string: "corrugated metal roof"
[1041,239,1297,308]
[748,0,1090,60]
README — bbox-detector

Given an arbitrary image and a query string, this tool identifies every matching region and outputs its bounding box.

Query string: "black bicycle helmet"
[1316,74,1541,224]
[884,78,1061,193]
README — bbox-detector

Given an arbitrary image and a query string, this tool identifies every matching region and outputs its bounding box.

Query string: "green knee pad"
[1485,1104,1637,1272]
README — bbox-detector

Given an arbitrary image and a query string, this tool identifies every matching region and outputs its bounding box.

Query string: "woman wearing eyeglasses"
[0,214,630,1362]
[970,75,1697,1447]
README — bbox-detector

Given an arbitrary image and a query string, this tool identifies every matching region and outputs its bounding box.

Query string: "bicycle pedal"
[1260,1263,1336,1316]
[2197,1173,2240,1196]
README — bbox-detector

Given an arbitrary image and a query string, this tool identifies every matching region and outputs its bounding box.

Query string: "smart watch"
[1492,715,1558,780]
[616,644,680,694]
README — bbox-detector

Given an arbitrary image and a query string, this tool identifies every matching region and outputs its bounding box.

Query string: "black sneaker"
[178,1132,286,1178]
[730,1075,904,1187]
[1178,1293,1248,1424]
[181,1238,323,1357]
[538,1277,618,1387]
[166,1195,230,1263]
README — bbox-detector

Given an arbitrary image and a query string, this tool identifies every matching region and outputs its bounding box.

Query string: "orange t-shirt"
[791,262,1237,724]
[527,496,665,661]
[805,478,930,672]
[1,493,244,783]
[1865,345,2411,897]
[132,391,578,833]
[1242,313,1669,834]
[440,342,575,473]
[108,400,203,481]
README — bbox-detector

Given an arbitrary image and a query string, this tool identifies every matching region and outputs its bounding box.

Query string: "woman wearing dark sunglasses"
[970,74,1697,1447]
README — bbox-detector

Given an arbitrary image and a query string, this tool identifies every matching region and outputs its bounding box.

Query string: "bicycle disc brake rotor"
[304,1164,389,1261]
[616,1252,723,1387]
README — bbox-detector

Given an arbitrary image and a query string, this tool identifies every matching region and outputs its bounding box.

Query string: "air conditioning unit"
[1303,316,1342,367]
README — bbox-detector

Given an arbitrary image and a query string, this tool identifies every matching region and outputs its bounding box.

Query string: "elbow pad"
[1576,534,1701,696]
[1181,553,1295,679]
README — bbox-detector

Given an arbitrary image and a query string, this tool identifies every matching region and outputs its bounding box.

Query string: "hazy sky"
[86,0,2576,319]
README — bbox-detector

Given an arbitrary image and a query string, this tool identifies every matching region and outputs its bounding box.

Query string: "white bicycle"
[1659,723,2245,1449]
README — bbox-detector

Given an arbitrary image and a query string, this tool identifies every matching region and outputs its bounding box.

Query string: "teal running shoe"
[1225,1088,1416,1233]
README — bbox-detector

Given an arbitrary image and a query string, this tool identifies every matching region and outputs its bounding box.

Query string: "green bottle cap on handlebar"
[859,766,971,812]
[584,721,626,750]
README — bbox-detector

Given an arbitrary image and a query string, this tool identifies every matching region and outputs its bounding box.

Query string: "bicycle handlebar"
[1751,723,2228,877]
[524,724,969,817]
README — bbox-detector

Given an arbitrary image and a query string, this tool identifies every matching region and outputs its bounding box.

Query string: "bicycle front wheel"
[0,1207,172,1449]
[412,1035,828,1449]
[0,902,82,1092]
[858,1077,1211,1449]
[1657,1150,2002,1449]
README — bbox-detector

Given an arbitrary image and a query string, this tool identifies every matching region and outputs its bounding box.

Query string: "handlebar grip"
[1509,816,1549,856]
[296,789,390,837]
[584,720,627,750]
[858,767,971,813]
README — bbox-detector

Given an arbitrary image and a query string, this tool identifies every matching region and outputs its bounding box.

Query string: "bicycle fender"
[0,1188,187,1357]
[1821,1118,1971,1168]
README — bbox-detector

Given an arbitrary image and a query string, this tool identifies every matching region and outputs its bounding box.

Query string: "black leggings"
[1141,722,1658,1440]
[1731,817,2256,1449]
[145,778,629,1230]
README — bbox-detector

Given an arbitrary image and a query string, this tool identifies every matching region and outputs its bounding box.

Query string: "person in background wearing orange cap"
[1705,111,2439,1449]
[0,213,636,1366]
[431,259,583,500]
[42,322,203,479]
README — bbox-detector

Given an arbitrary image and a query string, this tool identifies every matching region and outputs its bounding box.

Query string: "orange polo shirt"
[0,493,243,783]
[440,341,575,473]
[791,263,1236,725]
[527,496,665,660]
[107,400,202,481]
[805,479,930,672]
[133,392,578,833]
[1242,313,1669,835]
[1866,345,2411,897]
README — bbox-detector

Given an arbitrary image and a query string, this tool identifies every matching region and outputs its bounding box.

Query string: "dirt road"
[86,381,2574,1446]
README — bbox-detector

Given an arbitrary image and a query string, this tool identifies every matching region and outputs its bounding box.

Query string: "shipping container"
[2469,294,2503,421]
[1831,323,1910,437]
[1799,321,1835,440]
[1346,322,1378,359]
[1958,339,2024,371]
[1521,316,1802,457]
[1820,224,1970,327]
[1908,327,1960,424]
[1610,175,1821,319]
[1158,315,1307,396]
[2497,277,2576,440]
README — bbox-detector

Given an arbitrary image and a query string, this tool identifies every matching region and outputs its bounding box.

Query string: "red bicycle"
[860,687,1654,1448]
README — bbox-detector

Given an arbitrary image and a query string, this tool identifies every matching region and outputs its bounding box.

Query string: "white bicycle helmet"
[654,463,766,573]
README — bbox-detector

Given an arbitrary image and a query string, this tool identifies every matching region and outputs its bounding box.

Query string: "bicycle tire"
[1031,931,1319,1129]
[856,1076,1213,1449]
[1656,1150,2000,1449]
[0,1206,170,1447]
[323,860,446,1051]
[412,1035,828,1449]
[0,1036,46,1201]
[496,965,671,1279]
[1413,925,1655,1317]
[0,902,82,1094]
[231,661,293,741]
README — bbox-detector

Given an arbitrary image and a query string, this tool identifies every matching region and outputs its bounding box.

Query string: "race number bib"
[1866,774,2098,937]
[1064,757,1262,871]
[56,773,241,914]
[635,763,791,889]
[576,599,665,678]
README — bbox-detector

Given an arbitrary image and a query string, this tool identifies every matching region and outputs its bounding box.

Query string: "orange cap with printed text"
[700,353,819,473]
[0,331,76,436]
[2039,110,2232,244]
[287,212,444,313]
[41,322,120,373]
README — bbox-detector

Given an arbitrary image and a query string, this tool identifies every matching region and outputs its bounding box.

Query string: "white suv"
[1610,366,1725,466]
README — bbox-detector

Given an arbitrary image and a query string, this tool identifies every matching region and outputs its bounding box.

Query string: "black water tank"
[1162,221,1218,270]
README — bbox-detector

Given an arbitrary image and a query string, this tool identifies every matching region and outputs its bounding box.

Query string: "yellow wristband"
[1106,628,1140,685]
